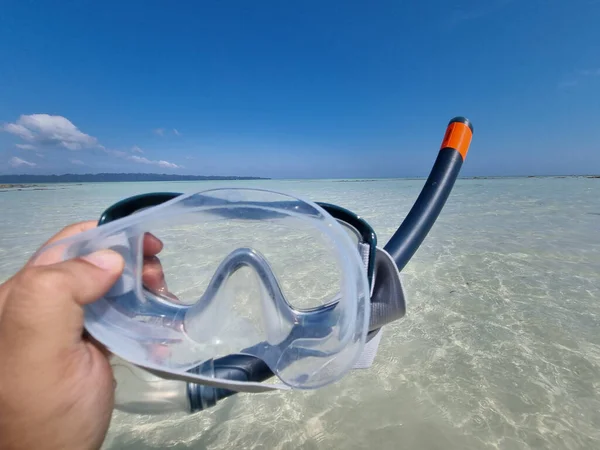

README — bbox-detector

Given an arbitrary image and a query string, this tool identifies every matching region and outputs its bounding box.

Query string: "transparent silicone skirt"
[34,188,371,391]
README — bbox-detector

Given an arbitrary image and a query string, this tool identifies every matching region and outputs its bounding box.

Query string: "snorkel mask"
[34,117,473,415]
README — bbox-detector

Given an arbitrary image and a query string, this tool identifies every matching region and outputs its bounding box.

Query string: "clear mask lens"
[36,188,371,390]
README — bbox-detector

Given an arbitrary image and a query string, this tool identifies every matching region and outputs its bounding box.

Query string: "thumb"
[0,250,125,354]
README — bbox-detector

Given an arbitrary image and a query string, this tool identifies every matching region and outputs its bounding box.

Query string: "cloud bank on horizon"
[2,114,183,173]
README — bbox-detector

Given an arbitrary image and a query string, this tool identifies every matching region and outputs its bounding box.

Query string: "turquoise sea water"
[1,177,599,449]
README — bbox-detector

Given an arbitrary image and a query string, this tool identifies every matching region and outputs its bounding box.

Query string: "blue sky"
[1,0,599,178]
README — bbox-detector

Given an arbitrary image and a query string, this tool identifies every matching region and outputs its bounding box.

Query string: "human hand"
[0,222,170,449]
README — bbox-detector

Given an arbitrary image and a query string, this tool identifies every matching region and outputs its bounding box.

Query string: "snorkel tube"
[384,117,473,272]
[109,117,474,415]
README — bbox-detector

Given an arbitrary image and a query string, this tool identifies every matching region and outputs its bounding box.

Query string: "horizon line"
[1,172,599,182]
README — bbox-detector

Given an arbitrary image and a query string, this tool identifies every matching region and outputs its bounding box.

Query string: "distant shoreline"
[0,173,598,190]
[0,173,270,186]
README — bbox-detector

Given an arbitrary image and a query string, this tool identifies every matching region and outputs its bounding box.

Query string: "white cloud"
[153,128,181,137]
[2,114,98,150]
[9,156,37,168]
[102,148,178,168]
[16,143,36,150]
[4,123,35,141]
[157,160,181,168]
[4,112,183,172]
[129,155,181,168]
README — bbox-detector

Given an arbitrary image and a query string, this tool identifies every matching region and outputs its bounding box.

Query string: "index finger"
[143,233,164,257]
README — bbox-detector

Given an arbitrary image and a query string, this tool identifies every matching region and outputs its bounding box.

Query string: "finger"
[143,232,164,257]
[0,221,98,318]
[0,249,125,355]
[27,220,98,267]
[142,255,168,292]
[142,255,179,300]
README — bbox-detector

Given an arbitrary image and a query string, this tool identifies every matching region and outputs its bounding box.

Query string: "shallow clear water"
[1,177,599,450]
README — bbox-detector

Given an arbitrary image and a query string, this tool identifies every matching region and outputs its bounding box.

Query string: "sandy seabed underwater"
[1,177,599,450]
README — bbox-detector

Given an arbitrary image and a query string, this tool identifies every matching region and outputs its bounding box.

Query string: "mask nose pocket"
[183,248,294,356]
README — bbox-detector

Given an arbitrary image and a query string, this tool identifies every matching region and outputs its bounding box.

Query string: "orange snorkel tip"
[441,117,474,161]
[383,116,474,272]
